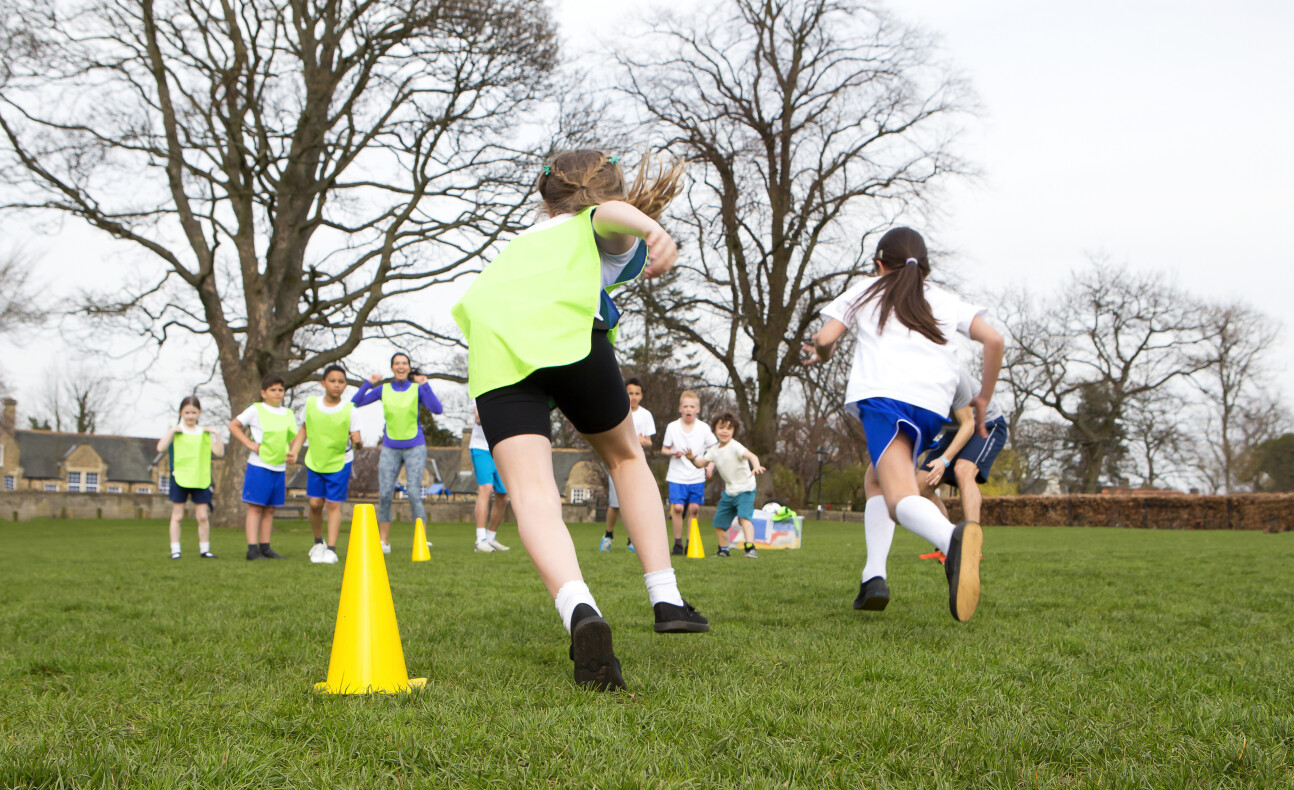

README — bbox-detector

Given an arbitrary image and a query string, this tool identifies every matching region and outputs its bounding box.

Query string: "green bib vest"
[380,384,419,441]
[253,403,297,467]
[304,398,352,474]
[453,208,639,399]
[171,430,212,490]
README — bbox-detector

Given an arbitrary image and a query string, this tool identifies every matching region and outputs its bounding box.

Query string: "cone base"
[314,677,427,695]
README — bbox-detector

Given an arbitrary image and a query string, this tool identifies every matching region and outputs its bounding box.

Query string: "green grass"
[1,518,1292,789]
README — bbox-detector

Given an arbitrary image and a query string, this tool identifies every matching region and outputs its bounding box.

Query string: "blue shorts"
[470,449,506,494]
[241,464,286,508]
[169,484,212,505]
[668,481,706,508]
[306,463,352,503]
[857,398,948,468]
[713,489,756,531]
[930,417,1009,485]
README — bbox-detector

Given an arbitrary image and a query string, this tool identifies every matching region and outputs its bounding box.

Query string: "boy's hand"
[368,373,383,386]
[751,463,766,475]
[924,458,949,487]
[801,343,820,366]
[705,466,713,480]
[683,448,695,459]
[251,442,262,455]
[286,451,298,464]
[672,449,685,458]
[642,224,678,278]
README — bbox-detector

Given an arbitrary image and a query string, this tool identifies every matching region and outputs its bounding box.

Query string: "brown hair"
[177,395,201,416]
[537,150,686,221]
[854,227,946,345]
[260,374,285,391]
[713,412,740,434]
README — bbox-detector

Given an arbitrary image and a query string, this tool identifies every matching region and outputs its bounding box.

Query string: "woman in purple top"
[352,352,444,552]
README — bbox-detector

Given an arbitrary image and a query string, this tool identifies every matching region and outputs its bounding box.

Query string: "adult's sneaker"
[569,604,625,691]
[321,548,339,564]
[945,521,983,623]
[199,551,217,559]
[487,538,510,551]
[474,540,495,553]
[853,576,890,611]
[653,600,710,633]
[671,542,685,556]
[261,546,287,560]
[246,545,264,561]
[309,543,326,563]
[599,536,613,552]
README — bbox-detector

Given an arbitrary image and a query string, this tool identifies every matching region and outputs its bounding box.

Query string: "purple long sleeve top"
[351,379,444,449]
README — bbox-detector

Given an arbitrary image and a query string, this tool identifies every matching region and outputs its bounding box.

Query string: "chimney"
[1,398,14,433]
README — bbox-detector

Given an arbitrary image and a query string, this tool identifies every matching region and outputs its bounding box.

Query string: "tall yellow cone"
[411,518,431,562]
[686,517,706,558]
[315,504,426,694]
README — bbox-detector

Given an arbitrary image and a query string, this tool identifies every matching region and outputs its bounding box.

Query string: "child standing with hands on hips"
[228,375,298,561]
[453,150,710,691]
[158,396,225,559]
[683,412,764,557]
[804,227,1004,622]
[288,365,363,565]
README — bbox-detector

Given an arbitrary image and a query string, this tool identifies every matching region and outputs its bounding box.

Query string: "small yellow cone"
[315,504,426,694]
[411,518,431,562]
[686,517,706,558]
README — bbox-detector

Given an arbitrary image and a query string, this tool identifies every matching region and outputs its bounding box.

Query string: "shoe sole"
[854,592,889,611]
[571,616,625,691]
[654,619,711,634]
[948,523,983,622]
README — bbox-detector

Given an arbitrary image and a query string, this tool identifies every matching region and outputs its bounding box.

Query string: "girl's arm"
[352,375,384,407]
[227,419,260,455]
[205,427,226,457]
[156,426,177,453]
[924,407,974,487]
[416,379,443,415]
[803,318,848,365]
[744,450,766,475]
[968,315,1005,437]
[591,201,678,277]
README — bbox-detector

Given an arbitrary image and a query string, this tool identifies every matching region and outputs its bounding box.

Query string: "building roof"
[15,430,160,483]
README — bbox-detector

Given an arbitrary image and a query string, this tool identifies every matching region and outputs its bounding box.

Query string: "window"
[137,486,152,494]
[44,482,58,492]
[570,487,590,505]
[107,485,122,494]
[85,472,99,493]
[159,475,170,495]
[3,475,14,491]
[67,471,81,493]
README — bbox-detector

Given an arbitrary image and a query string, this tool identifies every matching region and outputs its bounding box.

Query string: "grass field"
[2,517,1292,789]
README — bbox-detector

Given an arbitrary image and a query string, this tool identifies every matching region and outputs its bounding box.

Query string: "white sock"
[487,530,498,542]
[895,495,955,554]
[199,541,210,554]
[862,496,895,581]
[476,527,487,542]
[554,580,599,633]
[170,541,181,554]
[644,568,684,607]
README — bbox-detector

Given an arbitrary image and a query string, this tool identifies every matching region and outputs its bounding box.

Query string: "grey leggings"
[377,443,427,524]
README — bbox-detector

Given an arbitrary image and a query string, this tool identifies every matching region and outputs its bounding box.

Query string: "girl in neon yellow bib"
[452,150,710,692]
[157,395,226,559]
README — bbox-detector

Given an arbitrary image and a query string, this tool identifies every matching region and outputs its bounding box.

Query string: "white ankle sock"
[554,581,599,633]
[170,541,181,554]
[476,527,487,541]
[487,530,498,542]
[199,541,210,554]
[862,496,895,581]
[644,568,684,607]
[895,495,955,554]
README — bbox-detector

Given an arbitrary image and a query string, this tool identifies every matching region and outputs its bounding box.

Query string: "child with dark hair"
[287,365,362,565]
[453,150,709,691]
[601,376,655,552]
[682,412,764,558]
[157,396,225,559]
[228,374,298,561]
[804,227,1004,622]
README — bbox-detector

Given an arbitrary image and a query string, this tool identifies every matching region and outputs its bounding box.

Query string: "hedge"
[943,494,1293,532]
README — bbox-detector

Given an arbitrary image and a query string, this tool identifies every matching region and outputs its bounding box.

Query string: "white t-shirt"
[234,403,295,472]
[520,213,647,322]
[469,418,490,451]
[308,398,363,464]
[949,368,1004,423]
[821,279,985,417]
[662,419,717,484]
[630,406,657,442]
[703,439,757,496]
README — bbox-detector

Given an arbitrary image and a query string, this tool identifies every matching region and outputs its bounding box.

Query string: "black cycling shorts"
[476,330,630,449]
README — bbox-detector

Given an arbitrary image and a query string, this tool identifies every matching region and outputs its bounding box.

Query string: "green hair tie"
[543,165,551,175]
[608,156,619,164]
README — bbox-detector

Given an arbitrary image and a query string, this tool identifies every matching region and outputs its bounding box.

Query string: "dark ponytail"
[854,227,946,345]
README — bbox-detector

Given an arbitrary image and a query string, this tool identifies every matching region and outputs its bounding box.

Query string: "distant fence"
[943,494,1293,533]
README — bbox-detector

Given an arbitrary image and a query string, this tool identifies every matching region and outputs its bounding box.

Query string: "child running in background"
[661,390,716,555]
[469,405,510,553]
[682,412,764,558]
[228,375,299,561]
[158,396,225,559]
[804,227,1004,622]
[452,150,709,691]
[918,367,1009,526]
[601,377,655,552]
[287,365,362,565]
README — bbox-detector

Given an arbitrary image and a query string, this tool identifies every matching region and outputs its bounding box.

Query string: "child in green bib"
[288,365,362,565]
[228,374,298,561]
[157,395,225,559]
[452,150,710,691]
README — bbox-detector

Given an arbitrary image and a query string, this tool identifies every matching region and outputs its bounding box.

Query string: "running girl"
[157,396,225,559]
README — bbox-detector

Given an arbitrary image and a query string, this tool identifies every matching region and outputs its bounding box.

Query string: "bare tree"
[34,367,120,434]
[613,0,971,460]
[0,250,46,333]
[1124,387,1194,489]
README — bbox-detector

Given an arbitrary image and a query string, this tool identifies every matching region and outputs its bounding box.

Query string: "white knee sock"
[895,495,955,554]
[554,581,599,633]
[644,568,684,607]
[862,496,895,581]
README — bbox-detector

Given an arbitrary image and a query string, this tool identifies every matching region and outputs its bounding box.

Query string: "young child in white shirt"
[660,390,716,555]
[683,412,764,557]
[602,377,655,552]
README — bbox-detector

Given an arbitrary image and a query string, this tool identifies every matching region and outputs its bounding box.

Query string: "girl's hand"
[204,426,218,435]
[412,374,428,385]
[368,373,383,386]
[801,343,820,366]
[642,224,678,278]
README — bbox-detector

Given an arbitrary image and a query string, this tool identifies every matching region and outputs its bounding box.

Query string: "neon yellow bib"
[380,384,419,441]
[453,208,615,399]
[253,403,297,466]
[171,430,212,489]
[304,398,352,474]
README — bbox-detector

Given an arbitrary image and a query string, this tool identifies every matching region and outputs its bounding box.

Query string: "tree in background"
[1247,433,1294,492]
[33,368,120,434]
[0,250,46,334]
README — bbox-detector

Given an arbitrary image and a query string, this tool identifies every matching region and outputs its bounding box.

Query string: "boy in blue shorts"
[683,413,764,557]
[229,375,298,560]
[919,367,1008,526]
[288,365,362,565]
[469,406,510,553]
[661,390,716,555]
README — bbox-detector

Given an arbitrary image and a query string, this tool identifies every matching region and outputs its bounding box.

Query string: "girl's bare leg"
[169,503,185,544]
[582,414,671,575]
[195,504,210,545]
[492,434,581,596]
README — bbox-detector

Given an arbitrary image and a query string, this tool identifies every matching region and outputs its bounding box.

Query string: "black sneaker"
[853,576,890,611]
[199,551,217,559]
[653,600,710,633]
[568,604,625,691]
[671,543,685,556]
[744,546,758,558]
[716,546,730,557]
[260,546,287,560]
[170,552,182,560]
[246,545,264,561]
[945,522,983,623]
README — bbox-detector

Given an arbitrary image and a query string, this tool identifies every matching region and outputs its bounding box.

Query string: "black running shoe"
[853,576,890,611]
[170,552,182,560]
[653,600,710,633]
[671,543,685,556]
[716,546,730,557]
[246,545,264,561]
[568,604,625,691]
[199,551,217,559]
[260,546,287,560]
[945,521,983,623]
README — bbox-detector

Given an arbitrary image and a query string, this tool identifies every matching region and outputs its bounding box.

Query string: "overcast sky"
[1,0,1290,439]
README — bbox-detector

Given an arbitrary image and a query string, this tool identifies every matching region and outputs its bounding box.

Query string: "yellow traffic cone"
[412,518,431,562]
[315,504,426,694]
[686,517,706,559]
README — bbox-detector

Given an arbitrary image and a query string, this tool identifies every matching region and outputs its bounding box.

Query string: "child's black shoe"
[653,600,710,633]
